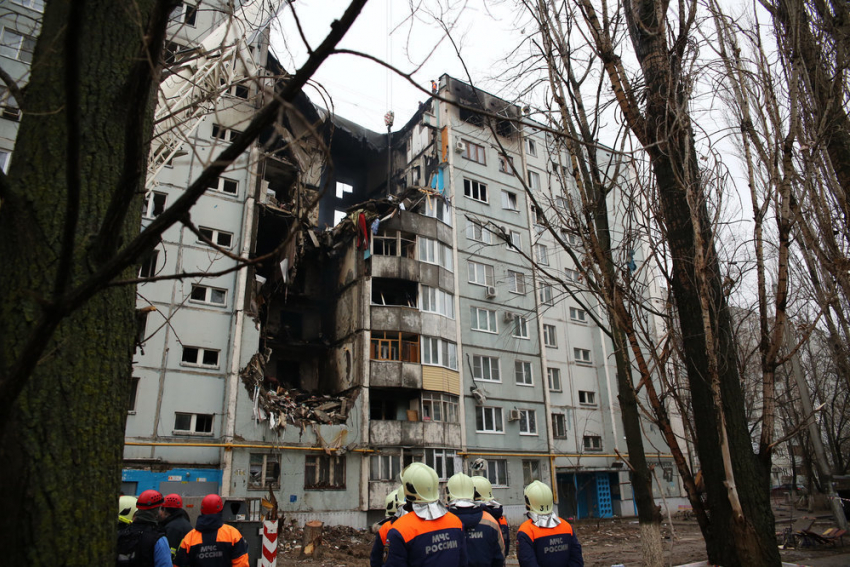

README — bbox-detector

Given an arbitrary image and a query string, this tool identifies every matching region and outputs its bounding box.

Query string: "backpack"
[117,522,161,567]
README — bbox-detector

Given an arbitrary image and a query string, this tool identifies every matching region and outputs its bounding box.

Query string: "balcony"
[369,361,422,389]
[369,420,462,447]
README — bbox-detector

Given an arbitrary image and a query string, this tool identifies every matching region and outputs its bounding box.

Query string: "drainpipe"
[598,324,619,455]
[221,146,260,496]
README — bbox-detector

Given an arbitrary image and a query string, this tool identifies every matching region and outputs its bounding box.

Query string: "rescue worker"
[159,493,193,560]
[370,487,405,567]
[175,494,249,567]
[384,462,467,567]
[516,481,583,567]
[118,495,138,530]
[446,473,504,567]
[116,490,171,567]
[471,476,511,556]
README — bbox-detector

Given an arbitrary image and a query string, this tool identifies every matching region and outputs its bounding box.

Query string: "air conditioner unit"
[485,286,497,298]
[503,311,515,322]
[454,140,465,153]
[508,409,521,421]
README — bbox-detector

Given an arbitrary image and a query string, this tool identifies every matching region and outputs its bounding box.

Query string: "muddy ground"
[275,503,849,566]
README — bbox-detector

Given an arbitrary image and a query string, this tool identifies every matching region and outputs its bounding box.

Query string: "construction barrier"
[261,520,278,567]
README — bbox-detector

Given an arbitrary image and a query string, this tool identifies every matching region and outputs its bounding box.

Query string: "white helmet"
[446,473,475,502]
[400,462,440,504]
[471,475,494,502]
[385,488,401,517]
[118,495,137,524]
[524,480,554,515]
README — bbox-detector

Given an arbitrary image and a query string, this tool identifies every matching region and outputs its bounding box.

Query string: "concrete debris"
[239,349,354,431]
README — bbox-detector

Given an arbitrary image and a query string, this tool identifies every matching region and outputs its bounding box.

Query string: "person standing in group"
[371,487,406,567]
[159,493,193,560]
[384,462,467,567]
[516,481,583,567]
[471,476,510,556]
[445,473,504,567]
[118,495,138,531]
[175,494,249,567]
[116,490,172,567]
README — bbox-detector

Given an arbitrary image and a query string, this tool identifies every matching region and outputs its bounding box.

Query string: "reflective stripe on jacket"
[384,511,467,567]
[174,515,249,567]
[516,518,583,567]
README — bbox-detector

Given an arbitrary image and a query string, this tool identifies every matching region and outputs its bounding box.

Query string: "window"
[507,230,522,252]
[305,455,346,489]
[552,413,567,438]
[501,190,518,211]
[461,140,486,165]
[556,196,569,211]
[539,284,554,305]
[543,324,557,347]
[13,0,45,11]
[143,191,167,218]
[547,368,562,392]
[464,178,488,202]
[370,454,401,481]
[467,220,493,244]
[170,2,198,26]
[421,337,458,370]
[498,155,514,173]
[0,87,20,121]
[471,307,498,333]
[472,355,500,382]
[536,244,549,265]
[482,459,508,486]
[206,177,238,195]
[0,28,36,63]
[127,377,140,413]
[211,124,241,141]
[418,237,453,271]
[421,393,459,423]
[173,412,213,435]
[425,448,456,480]
[370,331,420,363]
[335,181,353,199]
[190,284,227,306]
[475,406,504,433]
[583,435,602,451]
[512,315,530,339]
[198,226,234,249]
[574,348,592,365]
[519,410,537,435]
[420,286,454,318]
[508,271,527,294]
[515,361,533,385]
[422,197,452,225]
[565,268,580,282]
[181,346,220,368]
[526,138,538,157]
[567,233,581,247]
[228,83,250,99]
[249,454,280,489]
[528,170,541,190]
[468,260,495,287]
[0,150,9,172]
[138,249,159,278]
[523,460,541,483]
[578,390,596,405]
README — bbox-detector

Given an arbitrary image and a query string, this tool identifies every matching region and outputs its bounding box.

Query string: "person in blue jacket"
[446,473,504,567]
[371,487,405,567]
[384,462,467,567]
[516,481,583,567]
[471,475,511,556]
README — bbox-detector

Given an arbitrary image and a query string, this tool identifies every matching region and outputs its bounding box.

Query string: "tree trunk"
[0,1,158,564]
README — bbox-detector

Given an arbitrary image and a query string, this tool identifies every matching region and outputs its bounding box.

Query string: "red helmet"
[201,494,223,515]
[136,489,164,510]
[163,493,183,509]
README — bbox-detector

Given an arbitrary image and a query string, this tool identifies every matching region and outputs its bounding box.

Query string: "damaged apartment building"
[1,1,688,527]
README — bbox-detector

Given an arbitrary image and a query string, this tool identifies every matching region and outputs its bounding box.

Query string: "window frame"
[536,244,549,265]
[198,226,234,249]
[468,260,495,287]
[501,190,519,211]
[551,413,567,438]
[539,284,554,305]
[422,197,452,226]
[543,324,557,348]
[189,284,227,307]
[565,268,580,282]
[143,191,167,219]
[424,448,457,480]
[421,336,458,370]
[463,178,488,203]
[418,237,453,271]
[498,155,514,173]
[578,390,597,405]
[421,393,459,424]
[483,459,508,486]
[574,348,592,365]
[472,355,501,383]
[467,220,493,244]
[138,249,160,279]
[508,270,527,294]
[475,406,504,433]
[0,27,36,63]
[249,454,281,490]
[169,1,198,27]
[570,307,588,323]
[211,123,241,142]
[181,346,221,369]
[528,170,541,190]
[206,176,238,196]
[471,306,498,334]
[461,140,486,165]
[304,455,346,490]
[526,138,538,157]
[507,230,522,252]
[547,367,562,392]
[515,360,533,386]
[522,459,541,483]
[173,412,214,435]
[370,454,401,481]
[420,286,455,319]
[518,409,538,435]
[127,377,140,413]
[583,435,603,451]
[512,315,530,339]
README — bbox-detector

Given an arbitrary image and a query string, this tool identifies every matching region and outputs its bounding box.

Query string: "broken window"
[206,176,238,195]
[370,454,401,481]
[373,230,416,258]
[173,412,213,435]
[0,86,20,121]
[370,331,420,363]
[370,391,398,420]
[128,377,139,413]
[138,249,159,279]
[198,226,233,248]
[459,105,484,127]
[190,284,227,306]
[143,191,167,218]
[181,346,220,368]
[211,124,241,141]
[421,393,458,423]
[335,181,353,199]
[501,190,518,211]
[551,413,567,438]
[169,2,197,27]
[522,459,541,484]
[371,278,418,307]
[305,455,345,489]
[463,178,488,203]
[249,454,280,490]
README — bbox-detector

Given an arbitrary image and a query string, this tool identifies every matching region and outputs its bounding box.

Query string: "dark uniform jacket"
[161,508,193,559]
[517,518,583,567]
[384,510,467,567]
[484,503,510,555]
[450,505,504,567]
[370,517,395,567]
[174,513,249,567]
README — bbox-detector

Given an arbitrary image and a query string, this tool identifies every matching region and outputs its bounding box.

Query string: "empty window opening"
[370,390,401,420]
[143,191,167,218]
[249,454,280,489]
[373,229,416,258]
[371,278,418,307]
[304,455,345,489]
[335,181,354,199]
[173,412,213,435]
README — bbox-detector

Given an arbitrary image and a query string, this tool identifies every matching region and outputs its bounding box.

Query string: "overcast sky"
[269,0,526,133]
